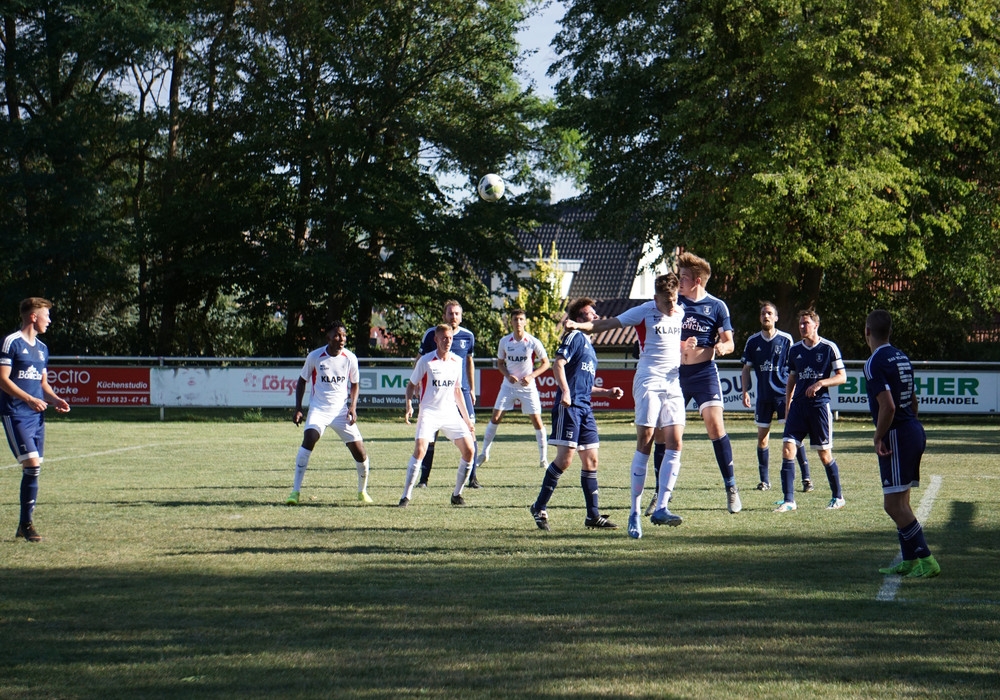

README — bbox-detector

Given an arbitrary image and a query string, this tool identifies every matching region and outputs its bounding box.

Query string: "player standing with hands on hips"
[2,298,71,542]
[529,298,625,531]
[286,321,372,505]
[864,309,940,578]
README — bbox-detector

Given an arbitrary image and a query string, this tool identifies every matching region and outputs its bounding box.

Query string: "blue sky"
[516,2,581,201]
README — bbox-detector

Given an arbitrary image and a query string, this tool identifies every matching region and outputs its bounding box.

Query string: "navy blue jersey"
[1,331,49,418]
[786,337,844,405]
[679,293,733,350]
[741,330,795,401]
[420,325,475,390]
[864,343,919,428]
[554,329,598,408]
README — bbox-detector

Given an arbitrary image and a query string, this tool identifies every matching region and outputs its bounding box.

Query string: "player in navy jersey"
[864,310,939,578]
[774,309,847,513]
[529,298,624,531]
[415,300,478,488]
[1,298,71,542]
[675,252,743,513]
[740,301,812,492]
[477,309,551,470]
[285,322,372,506]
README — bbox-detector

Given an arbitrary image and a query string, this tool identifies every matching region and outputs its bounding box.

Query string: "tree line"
[4,1,999,362]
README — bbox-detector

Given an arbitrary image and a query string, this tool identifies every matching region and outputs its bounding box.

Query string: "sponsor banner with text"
[46,365,1000,414]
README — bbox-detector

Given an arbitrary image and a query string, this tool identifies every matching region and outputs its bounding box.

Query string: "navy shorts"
[879,421,926,494]
[782,400,833,451]
[549,404,599,450]
[755,395,787,428]
[3,412,46,463]
[680,361,724,412]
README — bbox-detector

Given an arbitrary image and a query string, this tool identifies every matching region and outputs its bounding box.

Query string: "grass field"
[1,411,998,699]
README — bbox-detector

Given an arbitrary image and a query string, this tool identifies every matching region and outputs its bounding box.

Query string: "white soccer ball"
[478,173,505,202]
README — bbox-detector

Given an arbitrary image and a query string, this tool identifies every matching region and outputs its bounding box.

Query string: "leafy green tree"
[554,0,1000,358]
[515,241,565,354]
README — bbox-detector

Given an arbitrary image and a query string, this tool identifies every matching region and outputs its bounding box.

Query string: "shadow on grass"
[2,528,998,699]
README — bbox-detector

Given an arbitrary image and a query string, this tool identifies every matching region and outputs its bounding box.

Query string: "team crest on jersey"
[702,306,712,315]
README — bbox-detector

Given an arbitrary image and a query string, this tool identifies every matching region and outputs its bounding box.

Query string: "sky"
[515,2,581,201]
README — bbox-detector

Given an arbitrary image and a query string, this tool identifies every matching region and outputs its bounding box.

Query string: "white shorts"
[493,380,542,415]
[414,408,472,443]
[304,404,363,444]
[633,376,686,429]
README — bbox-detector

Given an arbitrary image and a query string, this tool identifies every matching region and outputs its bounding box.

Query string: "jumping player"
[415,300,477,488]
[566,274,687,538]
[529,298,624,531]
[400,324,476,507]
[864,309,939,578]
[676,252,743,513]
[1,297,71,542]
[740,301,812,492]
[477,309,551,470]
[774,309,847,512]
[286,321,372,505]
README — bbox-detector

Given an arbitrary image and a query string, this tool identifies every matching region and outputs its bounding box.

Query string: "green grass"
[1,413,998,699]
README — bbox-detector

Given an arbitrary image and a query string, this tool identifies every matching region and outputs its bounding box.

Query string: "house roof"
[518,205,642,300]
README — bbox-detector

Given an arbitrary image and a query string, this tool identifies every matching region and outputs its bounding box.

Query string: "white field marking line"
[1,444,162,470]
[876,474,943,603]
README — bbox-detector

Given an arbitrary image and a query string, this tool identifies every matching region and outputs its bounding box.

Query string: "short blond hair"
[677,252,712,283]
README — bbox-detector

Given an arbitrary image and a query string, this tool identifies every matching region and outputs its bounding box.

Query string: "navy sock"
[420,439,436,480]
[797,444,811,481]
[712,435,736,486]
[535,464,562,509]
[824,459,842,499]
[899,519,931,560]
[780,458,796,502]
[757,446,769,483]
[581,470,600,520]
[20,467,40,525]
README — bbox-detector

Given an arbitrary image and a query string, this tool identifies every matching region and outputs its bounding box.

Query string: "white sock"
[356,458,369,492]
[630,451,649,514]
[454,459,471,496]
[482,422,498,459]
[403,456,420,499]
[536,428,547,462]
[656,449,681,509]
[293,447,311,491]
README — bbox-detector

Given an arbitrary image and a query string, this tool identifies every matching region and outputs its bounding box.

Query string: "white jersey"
[616,300,683,385]
[300,346,359,411]
[410,350,464,413]
[497,332,548,381]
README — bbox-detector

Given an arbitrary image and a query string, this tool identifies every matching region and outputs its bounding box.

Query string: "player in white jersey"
[1,298,71,542]
[399,324,476,507]
[566,273,689,538]
[477,309,551,470]
[285,322,371,505]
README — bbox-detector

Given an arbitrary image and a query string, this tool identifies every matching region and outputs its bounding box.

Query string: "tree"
[515,241,565,354]
[553,0,1000,358]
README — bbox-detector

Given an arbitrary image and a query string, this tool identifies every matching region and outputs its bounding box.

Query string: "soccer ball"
[478,174,505,202]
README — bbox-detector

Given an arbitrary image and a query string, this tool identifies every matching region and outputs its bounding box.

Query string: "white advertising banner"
[146,366,999,414]
[717,368,998,415]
